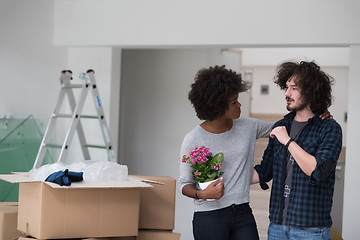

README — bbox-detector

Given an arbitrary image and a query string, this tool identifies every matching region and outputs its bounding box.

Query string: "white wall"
[53,0,360,47]
[241,48,350,67]
[0,0,121,161]
[62,47,120,162]
[342,45,360,239]
[0,0,67,120]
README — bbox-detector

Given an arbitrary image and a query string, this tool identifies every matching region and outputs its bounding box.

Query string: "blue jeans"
[268,222,331,240]
[192,203,259,240]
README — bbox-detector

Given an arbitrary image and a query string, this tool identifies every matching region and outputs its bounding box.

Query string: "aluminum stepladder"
[33,69,116,169]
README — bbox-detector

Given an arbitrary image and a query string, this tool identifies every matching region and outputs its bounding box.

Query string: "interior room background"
[1,1,359,239]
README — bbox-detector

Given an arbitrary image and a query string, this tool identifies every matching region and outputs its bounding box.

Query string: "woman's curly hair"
[188,65,250,121]
[274,61,334,114]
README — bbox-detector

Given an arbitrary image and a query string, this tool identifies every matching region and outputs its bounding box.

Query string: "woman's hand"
[319,110,333,120]
[199,177,224,200]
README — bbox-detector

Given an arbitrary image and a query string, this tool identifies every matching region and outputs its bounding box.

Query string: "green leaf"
[208,172,217,179]
[213,152,223,161]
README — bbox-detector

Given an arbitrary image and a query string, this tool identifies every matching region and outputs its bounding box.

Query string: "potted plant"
[182,146,224,190]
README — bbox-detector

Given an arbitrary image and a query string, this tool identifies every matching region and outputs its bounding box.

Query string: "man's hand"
[270,126,291,146]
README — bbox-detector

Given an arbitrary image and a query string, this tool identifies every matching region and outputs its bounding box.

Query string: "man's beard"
[286,98,308,112]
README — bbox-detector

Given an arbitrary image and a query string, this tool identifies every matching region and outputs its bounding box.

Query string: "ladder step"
[45,143,63,148]
[54,114,98,119]
[62,84,83,88]
[79,115,98,119]
[83,144,107,149]
[54,114,72,118]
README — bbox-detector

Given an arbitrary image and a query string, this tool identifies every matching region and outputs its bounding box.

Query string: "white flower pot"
[198,179,218,201]
[198,179,217,190]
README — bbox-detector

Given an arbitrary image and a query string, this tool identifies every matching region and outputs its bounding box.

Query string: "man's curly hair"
[188,65,250,121]
[274,61,334,114]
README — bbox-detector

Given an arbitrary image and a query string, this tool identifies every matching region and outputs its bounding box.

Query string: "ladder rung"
[45,144,63,148]
[79,115,98,119]
[54,114,98,119]
[54,114,72,118]
[83,144,107,149]
[62,84,83,88]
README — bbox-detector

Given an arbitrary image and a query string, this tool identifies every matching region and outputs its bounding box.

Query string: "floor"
[251,135,271,240]
[250,183,270,240]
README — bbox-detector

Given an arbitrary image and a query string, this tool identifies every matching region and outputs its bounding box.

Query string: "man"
[252,61,342,240]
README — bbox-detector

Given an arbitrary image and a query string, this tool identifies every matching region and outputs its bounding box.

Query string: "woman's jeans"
[192,203,259,240]
[268,222,331,240]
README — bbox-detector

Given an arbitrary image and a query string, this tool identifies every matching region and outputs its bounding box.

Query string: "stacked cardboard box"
[18,230,181,240]
[1,174,180,240]
[130,175,180,240]
[0,202,26,240]
[133,176,176,230]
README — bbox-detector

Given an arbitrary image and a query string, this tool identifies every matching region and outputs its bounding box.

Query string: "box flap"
[0,174,152,189]
[48,178,152,189]
[0,174,36,183]
[11,172,28,175]
[128,175,165,185]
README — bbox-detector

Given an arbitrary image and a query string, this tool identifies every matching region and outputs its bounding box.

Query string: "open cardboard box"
[0,173,152,239]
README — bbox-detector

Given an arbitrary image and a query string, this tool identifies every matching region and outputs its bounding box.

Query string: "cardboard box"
[137,230,181,240]
[18,229,181,240]
[130,176,176,230]
[19,230,181,240]
[84,237,136,240]
[0,202,26,240]
[0,174,151,239]
[18,238,135,240]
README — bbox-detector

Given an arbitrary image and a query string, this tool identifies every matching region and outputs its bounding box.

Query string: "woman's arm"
[251,168,260,184]
[182,178,224,200]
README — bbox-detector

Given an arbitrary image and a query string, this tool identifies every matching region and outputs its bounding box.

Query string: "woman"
[179,65,272,240]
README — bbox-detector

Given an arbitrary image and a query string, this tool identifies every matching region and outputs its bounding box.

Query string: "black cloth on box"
[45,169,83,186]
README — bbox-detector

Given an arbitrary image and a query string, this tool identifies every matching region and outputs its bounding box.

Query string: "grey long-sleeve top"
[179,117,272,212]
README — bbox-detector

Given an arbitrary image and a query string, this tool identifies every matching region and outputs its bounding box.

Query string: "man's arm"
[270,123,342,178]
[270,126,316,176]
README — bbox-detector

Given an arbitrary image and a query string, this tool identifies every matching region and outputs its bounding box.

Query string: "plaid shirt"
[255,112,342,227]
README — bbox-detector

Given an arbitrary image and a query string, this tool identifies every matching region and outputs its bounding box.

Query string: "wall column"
[342,45,360,239]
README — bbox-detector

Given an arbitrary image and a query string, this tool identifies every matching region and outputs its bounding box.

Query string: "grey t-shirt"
[179,117,273,212]
[282,119,307,223]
